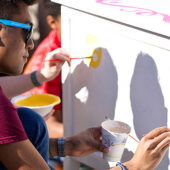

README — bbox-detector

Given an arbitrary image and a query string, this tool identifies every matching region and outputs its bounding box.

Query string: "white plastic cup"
[102,120,131,162]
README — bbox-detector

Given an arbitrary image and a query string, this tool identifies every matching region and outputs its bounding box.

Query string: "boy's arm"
[49,127,107,157]
[50,127,169,170]
[0,48,70,98]
[0,72,47,98]
[0,73,39,98]
[0,139,50,170]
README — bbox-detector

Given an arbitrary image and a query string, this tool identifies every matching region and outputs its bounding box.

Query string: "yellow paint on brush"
[15,94,60,107]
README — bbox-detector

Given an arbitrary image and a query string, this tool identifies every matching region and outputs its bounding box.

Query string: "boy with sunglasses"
[0,0,169,170]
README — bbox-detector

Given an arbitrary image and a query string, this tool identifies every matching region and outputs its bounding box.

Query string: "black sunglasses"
[0,19,33,44]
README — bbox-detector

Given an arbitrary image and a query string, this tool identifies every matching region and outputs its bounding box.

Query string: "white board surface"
[61,5,170,170]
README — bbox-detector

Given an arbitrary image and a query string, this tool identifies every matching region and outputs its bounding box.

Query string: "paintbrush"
[44,56,93,62]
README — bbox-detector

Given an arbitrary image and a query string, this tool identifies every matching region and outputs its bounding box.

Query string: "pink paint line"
[128,134,140,143]
[128,134,147,143]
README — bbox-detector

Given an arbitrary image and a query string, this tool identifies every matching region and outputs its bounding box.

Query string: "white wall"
[61,6,170,170]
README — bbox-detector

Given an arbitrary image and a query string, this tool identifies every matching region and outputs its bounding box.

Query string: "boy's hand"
[40,48,70,82]
[65,126,109,157]
[124,127,170,170]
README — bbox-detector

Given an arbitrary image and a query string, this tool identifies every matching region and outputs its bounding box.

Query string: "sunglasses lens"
[23,24,32,44]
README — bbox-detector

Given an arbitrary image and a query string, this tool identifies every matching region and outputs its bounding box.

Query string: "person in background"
[24,0,63,138]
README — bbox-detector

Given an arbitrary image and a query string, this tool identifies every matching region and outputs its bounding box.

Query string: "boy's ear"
[46,15,56,29]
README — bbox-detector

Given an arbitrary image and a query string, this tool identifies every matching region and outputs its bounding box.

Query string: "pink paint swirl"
[96,0,170,23]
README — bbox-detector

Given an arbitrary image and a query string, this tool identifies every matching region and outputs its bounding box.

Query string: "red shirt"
[0,86,27,144]
[24,29,61,110]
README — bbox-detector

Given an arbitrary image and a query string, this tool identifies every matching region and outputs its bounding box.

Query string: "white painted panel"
[61,6,170,170]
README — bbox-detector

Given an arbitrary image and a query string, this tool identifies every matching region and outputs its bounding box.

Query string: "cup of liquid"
[101,119,131,162]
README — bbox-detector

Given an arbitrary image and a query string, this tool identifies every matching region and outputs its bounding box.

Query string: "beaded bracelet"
[116,162,126,170]
[57,138,65,157]
[30,71,42,87]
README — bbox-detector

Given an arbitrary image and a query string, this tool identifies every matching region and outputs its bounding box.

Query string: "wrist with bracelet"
[30,71,42,87]
[57,138,65,157]
[116,162,127,170]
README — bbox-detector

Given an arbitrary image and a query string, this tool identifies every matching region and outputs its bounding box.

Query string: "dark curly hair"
[44,0,61,19]
[0,0,37,19]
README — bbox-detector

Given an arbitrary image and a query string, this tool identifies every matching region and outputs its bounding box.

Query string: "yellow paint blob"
[85,34,102,69]
[15,94,60,107]
[85,34,99,46]
[89,47,102,68]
